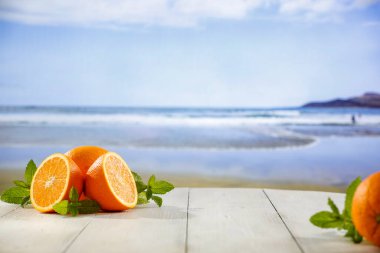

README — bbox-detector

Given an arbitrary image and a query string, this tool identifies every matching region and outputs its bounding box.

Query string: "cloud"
[0,0,378,28]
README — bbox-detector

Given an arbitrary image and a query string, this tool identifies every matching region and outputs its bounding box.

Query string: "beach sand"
[0,169,344,193]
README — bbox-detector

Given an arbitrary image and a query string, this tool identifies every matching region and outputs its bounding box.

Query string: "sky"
[0,0,380,107]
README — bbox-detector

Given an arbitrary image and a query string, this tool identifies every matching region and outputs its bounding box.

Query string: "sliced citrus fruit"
[65,146,107,175]
[30,153,83,213]
[85,152,137,211]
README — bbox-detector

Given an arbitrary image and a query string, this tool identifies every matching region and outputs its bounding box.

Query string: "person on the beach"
[351,114,356,125]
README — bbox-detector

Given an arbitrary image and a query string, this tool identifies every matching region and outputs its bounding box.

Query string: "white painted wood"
[0,201,19,217]
[0,188,378,253]
[187,188,301,253]
[66,188,189,253]
[265,189,380,253]
[0,206,91,253]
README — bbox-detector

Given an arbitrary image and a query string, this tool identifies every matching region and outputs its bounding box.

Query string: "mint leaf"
[344,224,363,243]
[352,228,363,243]
[152,195,162,207]
[24,160,37,185]
[146,188,152,200]
[132,171,147,193]
[150,180,174,194]
[53,200,69,215]
[148,175,156,187]
[77,200,100,214]
[1,187,30,204]
[69,187,79,202]
[137,192,148,205]
[133,171,174,207]
[136,182,147,193]
[68,204,79,217]
[309,176,364,245]
[132,171,143,182]
[13,180,29,189]
[310,211,344,229]
[328,198,340,217]
[53,198,100,216]
[344,177,361,218]
[21,196,31,208]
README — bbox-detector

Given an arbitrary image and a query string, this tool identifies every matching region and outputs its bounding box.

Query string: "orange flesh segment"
[105,155,135,204]
[32,157,67,208]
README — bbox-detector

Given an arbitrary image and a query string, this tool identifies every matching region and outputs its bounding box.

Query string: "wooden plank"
[0,206,91,253]
[187,188,302,253]
[66,188,189,253]
[265,189,380,253]
[0,201,19,217]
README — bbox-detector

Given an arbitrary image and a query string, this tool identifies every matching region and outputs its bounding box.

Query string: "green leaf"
[152,195,162,207]
[20,196,30,208]
[1,187,30,204]
[77,200,100,214]
[135,181,147,193]
[68,204,79,217]
[53,200,69,215]
[150,180,174,194]
[352,229,363,243]
[148,175,156,187]
[344,224,363,243]
[132,171,147,193]
[13,180,29,189]
[328,198,340,217]
[24,160,37,185]
[344,177,361,218]
[69,187,79,202]
[137,192,148,205]
[345,224,354,237]
[146,188,152,200]
[132,171,143,182]
[310,211,344,229]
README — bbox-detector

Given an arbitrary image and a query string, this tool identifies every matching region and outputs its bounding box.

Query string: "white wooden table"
[0,188,379,253]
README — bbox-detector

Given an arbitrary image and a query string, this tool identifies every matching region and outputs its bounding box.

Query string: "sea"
[1,106,380,188]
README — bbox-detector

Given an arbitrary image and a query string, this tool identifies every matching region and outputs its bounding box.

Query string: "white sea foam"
[0,112,380,126]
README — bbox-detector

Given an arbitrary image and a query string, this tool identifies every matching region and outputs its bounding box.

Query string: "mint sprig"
[310,177,363,243]
[53,187,100,216]
[132,172,174,207]
[0,159,37,207]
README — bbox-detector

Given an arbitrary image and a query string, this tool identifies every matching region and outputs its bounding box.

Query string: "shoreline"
[0,169,345,193]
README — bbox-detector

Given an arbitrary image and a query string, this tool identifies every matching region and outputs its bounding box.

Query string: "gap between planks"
[263,189,305,253]
[62,220,92,253]
[185,188,190,253]
[0,206,20,218]
[63,187,190,253]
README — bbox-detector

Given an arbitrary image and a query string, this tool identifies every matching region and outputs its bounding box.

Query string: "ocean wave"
[0,112,380,126]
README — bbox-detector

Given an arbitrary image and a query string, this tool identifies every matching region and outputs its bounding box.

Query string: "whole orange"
[352,171,380,247]
[65,146,107,175]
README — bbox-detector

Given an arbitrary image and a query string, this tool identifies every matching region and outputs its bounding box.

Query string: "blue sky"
[0,0,380,107]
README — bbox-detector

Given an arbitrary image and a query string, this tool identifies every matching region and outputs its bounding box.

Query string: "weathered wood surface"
[187,188,301,253]
[0,188,378,253]
[265,189,380,253]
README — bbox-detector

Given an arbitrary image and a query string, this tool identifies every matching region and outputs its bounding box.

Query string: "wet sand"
[0,169,344,193]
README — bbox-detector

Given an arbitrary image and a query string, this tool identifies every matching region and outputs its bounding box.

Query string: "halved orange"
[85,152,137,211]
[65,146,108,175]
[30,153,83,213]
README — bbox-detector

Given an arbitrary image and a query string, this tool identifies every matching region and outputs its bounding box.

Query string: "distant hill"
[302,92,380,108]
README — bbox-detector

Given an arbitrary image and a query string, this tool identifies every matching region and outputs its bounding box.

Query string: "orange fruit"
[30,153,83,213]
[352,171,380,247]
[65,146,107,175]
[85,152,137,211]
